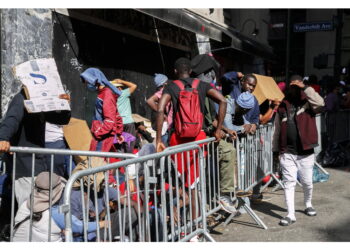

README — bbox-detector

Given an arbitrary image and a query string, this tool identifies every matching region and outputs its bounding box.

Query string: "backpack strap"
[174,79,201,90]
[191,79,201,89]
[173,80,185,90]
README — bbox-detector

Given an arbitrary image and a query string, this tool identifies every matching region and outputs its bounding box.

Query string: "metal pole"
[285,9,291,83]
[334,10,343,82]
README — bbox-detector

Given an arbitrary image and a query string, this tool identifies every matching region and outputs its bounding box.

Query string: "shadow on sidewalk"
[317,218,350,241]
[251,201,286,220]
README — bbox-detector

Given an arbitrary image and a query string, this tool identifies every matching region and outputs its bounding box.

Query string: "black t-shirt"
[163,77,213,115]
[286,104,314,155]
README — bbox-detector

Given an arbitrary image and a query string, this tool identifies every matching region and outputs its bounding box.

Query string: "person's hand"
[290,80,305,89]
[269,99,281,109]
[243,124,252,135]
[237,72,244,79]
[112,79,123,84]
[137,125,146,131]
[116,135,124,144]
[156,142,166,152]
[226,129,237,140]
[59,94,70,101]
[128,179,136,193]
[99,220,106,228]
[214,129,222,142]
[249,124,257,134]
[0,141,11,153]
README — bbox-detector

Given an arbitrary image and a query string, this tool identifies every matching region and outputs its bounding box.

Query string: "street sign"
[293,21,334,32]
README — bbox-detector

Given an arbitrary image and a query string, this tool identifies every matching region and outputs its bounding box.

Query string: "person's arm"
[51,206,104,234]
[146,94,160,112]
[291,81,325,114]
[206,88,227,142]
[212,119,237,139]
[272,112,281,153]
[259,100,281,125]
[156,93,171,152]
[112,79,137,94]
[222,71,243,83]
[0,93,25,152]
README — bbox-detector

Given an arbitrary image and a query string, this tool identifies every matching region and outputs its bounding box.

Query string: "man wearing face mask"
[272,75,324,226]
[221,72,260,135]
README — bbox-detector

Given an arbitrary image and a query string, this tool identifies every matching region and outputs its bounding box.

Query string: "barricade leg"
[223,197,268,230]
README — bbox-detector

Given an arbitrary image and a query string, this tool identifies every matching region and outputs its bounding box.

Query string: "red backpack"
[173,79,203,138]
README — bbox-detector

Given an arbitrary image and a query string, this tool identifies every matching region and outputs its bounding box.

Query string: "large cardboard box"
[13,58,71,113]
[63,118,92,163]
[252,74,285,105]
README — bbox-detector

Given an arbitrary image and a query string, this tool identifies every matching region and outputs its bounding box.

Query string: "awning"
[136,8,223,42]
[136,8,275,61]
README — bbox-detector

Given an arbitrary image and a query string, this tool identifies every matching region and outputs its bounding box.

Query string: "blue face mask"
[87,83,97,92]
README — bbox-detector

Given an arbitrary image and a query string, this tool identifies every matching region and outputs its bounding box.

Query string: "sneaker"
[304,207,317,216]
[219,195,237,214]
[250,194,272,204]
[236,190,252,197]
[279,217,296,226]
[189,235,200,242]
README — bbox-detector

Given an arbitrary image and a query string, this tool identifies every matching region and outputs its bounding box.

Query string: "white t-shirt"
[13,202,62,242]
[45,122,64,143]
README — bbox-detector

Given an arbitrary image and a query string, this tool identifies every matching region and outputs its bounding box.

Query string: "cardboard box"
[252,74,285,105]
[13,58,71,113]
[63,118,92,163]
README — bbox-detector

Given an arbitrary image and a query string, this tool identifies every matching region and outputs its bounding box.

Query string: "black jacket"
[0,91,71,179]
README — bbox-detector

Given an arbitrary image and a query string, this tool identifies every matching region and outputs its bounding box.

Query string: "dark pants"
[45,140,76,178]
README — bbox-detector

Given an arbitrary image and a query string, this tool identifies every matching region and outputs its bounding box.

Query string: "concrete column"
[0,9,53,116]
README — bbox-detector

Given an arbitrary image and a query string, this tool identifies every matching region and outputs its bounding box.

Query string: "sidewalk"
[211,167,350,242]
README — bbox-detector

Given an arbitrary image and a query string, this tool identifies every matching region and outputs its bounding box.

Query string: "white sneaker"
[219,195,237,214]
[189,235,200,242]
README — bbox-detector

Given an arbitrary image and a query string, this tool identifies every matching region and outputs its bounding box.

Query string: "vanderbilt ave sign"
[293,21,334,32]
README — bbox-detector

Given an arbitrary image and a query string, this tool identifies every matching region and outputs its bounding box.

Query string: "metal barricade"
[4,147,136,242]
[223,124,283,229]
[61,143,215,242]
[324,109,350,145]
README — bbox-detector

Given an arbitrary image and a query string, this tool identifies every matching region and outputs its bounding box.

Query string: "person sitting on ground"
[13,171,106,242]
[70,160,140,242]
[146,73,173,146]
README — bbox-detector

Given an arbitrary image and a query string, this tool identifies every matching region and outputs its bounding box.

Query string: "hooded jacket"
[272,86,324,154]
[80,69,123,152]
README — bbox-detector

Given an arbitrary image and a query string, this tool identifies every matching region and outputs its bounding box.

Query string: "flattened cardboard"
[252,74,285,105]
[13,58,70,113]
[63,117,92,163]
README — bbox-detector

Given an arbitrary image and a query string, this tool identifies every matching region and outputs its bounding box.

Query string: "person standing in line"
[155,57,227,241]
[111,78,138,152]
[80,68,124,153]
[0,88,71,207]
[146,73,173,146]
[273,75,324,226]
[221,72,260,135]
